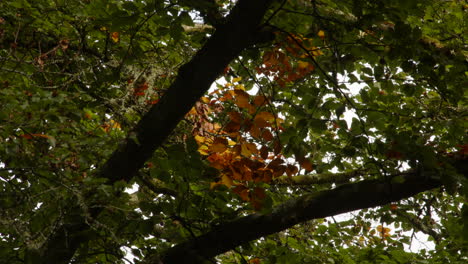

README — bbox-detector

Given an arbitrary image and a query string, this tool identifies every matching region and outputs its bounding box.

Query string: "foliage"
[0,0,466,263]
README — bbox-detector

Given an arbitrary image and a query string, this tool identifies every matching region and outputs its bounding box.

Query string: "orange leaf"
[249,258,261,264]
[111,32,119,42]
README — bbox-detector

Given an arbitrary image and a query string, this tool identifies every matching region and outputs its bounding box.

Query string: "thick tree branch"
[274,169,368,185]
[159,173,442,263]
[99,0,275,184]
[34,1,276,263]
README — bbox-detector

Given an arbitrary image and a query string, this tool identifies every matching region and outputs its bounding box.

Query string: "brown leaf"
[228,111,243,123]
[267,158,283,170]
[251,187,266,211]
[210,137,228,153]
[273,139,282,155]
[260,145,269,159]
[234,90,251,109]
[299,159,313,172]
[224,121,241,133]
[286,164,298,177]
[256,111,275,122]
[233,185,250,201]
[253,95,268,106]
[253,116,270,128]
[261,129,274,141]
[249,124,261,139]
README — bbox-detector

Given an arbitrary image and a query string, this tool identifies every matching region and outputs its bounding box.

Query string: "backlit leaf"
[111,32,119,42]
[234,90,251,109]
[210,137,228,153]
[221,174,234,188]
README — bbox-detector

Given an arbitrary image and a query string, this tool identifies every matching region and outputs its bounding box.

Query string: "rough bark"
[159,173,442,263]
[34,1,275,263]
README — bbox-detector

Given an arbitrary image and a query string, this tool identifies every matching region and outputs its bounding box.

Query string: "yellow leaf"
[234,84,245,91]
[256,111,275,122]
[318,30,325,39]
[232,76,242,83]
[297,60,310,69]
[241,142,258,157]
[187,107,197,116]
[198,145,210,155]
[200,97,210,103]
[221,174,233,188]
[210,182,221,189]
[194,135,205,144]
[312,49,323,56]
[109,120,121,129]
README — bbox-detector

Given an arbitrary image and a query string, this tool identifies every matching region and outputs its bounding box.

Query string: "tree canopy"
[0,0,467,263]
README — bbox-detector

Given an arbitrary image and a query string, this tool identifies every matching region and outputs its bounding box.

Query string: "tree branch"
[99,0,275,184]
[274,169,368,185]
[34,1,276,263]
[158,173,441,263]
